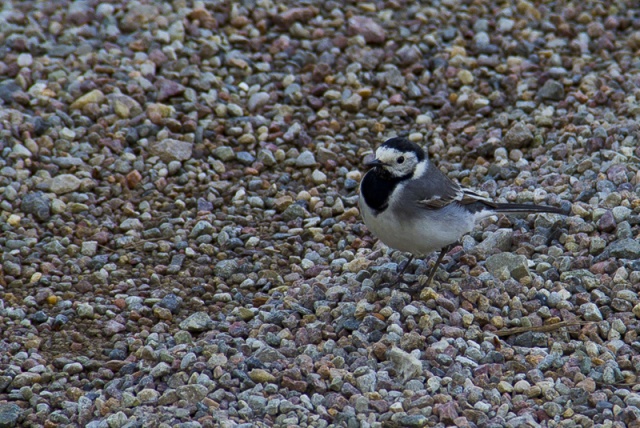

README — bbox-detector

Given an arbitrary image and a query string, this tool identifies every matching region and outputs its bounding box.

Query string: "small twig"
[95,243,117,253]
[495,320,588,337]
[120,237,166,250]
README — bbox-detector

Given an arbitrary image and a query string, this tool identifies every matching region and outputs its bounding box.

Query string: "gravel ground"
[1,1,640,427]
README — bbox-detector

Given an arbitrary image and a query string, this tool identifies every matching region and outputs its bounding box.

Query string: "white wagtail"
[359,137,567,286]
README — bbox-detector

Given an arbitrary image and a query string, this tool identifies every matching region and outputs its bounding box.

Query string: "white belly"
[359,194,475,256]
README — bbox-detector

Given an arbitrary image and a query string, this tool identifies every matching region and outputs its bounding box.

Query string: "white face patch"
[411,159,428,180]
[375,146,419,178]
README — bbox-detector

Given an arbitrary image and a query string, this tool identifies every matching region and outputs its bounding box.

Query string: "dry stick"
[495,320,589,337]
[94,237,167,253]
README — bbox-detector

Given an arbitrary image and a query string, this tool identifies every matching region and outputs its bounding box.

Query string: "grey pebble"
[214,146,235,162]
[166,254,186,274]
[394,415,429,427]
[76,303,94,318]
[215,259,238,279]
[282,203,308,221]
[48,174,82,194]
[538,79,565,100]
[295,151,316,167]
[0,403,22,428]
[190,220,214,237]
[119,218,143,231]
[257,149,276,166]
[31,311,48,324]
[355,370,377,393]
[227,103,244,116]
[503,122,533,149]
[21,192,51,220]
[179,312,212,332]
[104,320,126,335]
[248,92,270,112]
[149,139,192,162]
[236,151,256,165]
[581,303,603,321]
[158,294,182,314]
[2,261,21,277]
[485,252,530,280]
[601,238,640,259]
[473,228,513,256]
[52,157,84,168]
[177,384,208,404]
[0,80,23,102]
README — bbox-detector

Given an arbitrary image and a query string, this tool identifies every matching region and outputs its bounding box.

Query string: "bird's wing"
[459,188,497,208]
[416,181,463,209]
[408,164,565,215]
[410,166,495,210]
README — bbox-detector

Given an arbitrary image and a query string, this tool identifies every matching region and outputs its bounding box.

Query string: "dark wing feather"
[407,166,466,210]
[407,163,566,215]
[418,187,462,208]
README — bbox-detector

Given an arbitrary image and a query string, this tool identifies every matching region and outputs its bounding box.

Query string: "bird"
[359,136,567,287]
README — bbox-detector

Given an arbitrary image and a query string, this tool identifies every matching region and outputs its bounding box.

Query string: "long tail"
[491,203,568,215]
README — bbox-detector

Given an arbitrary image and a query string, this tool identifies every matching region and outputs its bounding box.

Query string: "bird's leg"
[396,254,415,277]
[424,245,451,286]
[389,254,415,286]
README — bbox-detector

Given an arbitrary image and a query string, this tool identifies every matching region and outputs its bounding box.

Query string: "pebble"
[60,128,77,141]
[158,294,182,314]
[215,259,238,279]
[295,151,317,167]
[178,312,211,332]
[283,204,308,221]
[485,253,530,280]
[503,122,533,149]
[311,169,327,184]
[472,228,513,255]
[76,303,94,319]
[149,139,193,162]
[0,403,22,427]
[538,79,565,100]
[249,369,276,383]
[458,70,474,85]
[601,239,640,259]
[236,151,256,165]
[347,16,386,44]
[12,143,32,158]
[70,89,105,109]
[104,320,126,335]
[48,174,82,194]
[155,78,185,101]
[581,303,603,322]
[342,93,362,112]
[214,146,235,162]
[138,389,160,404]
[388,348,422,381]
[248,92,270,112]
[109,94,143,118]
[17,53,33,67]
[257,149,276,166]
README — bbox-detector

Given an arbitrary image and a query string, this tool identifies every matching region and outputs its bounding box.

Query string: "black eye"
[397,156,405,164]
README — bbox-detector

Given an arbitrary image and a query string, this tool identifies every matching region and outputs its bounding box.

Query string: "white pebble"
[96,3,115,17]
[17,53,33,67]
[311,169,327,184]
[409,132,423,142]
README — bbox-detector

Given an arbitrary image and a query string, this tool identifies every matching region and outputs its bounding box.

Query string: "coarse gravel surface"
[1,1,640,428]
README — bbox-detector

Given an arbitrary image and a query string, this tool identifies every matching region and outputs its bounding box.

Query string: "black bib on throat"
[360,169,409,214]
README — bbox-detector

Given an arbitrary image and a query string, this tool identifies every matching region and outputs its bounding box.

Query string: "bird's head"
[365,137,426,178]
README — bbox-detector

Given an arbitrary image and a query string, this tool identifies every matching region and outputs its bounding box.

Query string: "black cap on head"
[380,137,425,161]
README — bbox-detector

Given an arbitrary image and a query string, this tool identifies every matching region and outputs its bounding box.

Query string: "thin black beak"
[364,158,384,168]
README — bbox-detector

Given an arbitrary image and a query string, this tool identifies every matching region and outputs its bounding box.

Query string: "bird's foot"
[391,254,415,286]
